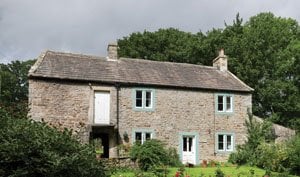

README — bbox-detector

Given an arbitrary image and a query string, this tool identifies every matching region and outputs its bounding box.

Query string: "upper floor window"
[216,133,234,152]
[216,94,233,113]
[133,89,155,111]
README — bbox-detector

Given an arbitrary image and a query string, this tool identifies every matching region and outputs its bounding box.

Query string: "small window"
[216,94,233,113]
[218,135,224,150]
[217,134,234,152]
[134,131,153,144]
[133,89,154,110]
[218,96,224,111]
[145,91,152,108]
[135,132,142,144]
[226,96,232,112]
[135,90,143,108]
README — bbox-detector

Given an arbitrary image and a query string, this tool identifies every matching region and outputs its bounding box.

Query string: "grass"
[112,166,269,177]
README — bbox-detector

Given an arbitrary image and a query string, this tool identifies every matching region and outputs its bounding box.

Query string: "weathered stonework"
[29,78,251,162]
[118,87,251,162]
[28,79,119,157]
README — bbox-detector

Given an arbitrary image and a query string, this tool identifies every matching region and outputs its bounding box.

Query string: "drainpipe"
[213,93,216,156]
[115,83,120,152]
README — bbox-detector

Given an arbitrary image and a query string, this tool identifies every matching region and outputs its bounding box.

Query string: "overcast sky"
[0,0,299,63]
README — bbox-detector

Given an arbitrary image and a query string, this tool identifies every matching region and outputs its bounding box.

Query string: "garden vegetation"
[0,109,107,177]
[229,112,300,176]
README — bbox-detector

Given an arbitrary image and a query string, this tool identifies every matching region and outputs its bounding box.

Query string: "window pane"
[135,132,142,144]
[183,137,187,152]
[145,91,152,108]
[188,137,193,152]
[218,96,224,111]
[135,90,142,107]
[218,135,224,150]
[226,96,232,112]
[145,132,151,140]
[226,135,232,151]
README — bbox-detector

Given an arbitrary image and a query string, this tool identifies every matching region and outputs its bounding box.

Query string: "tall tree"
[118,28,208,64]
[118,12,300,130]
[233,13,300,129]
[0,59,35,118]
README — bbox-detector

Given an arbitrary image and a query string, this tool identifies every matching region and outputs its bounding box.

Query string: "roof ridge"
[119,57,216,70]
[46,50,104,60]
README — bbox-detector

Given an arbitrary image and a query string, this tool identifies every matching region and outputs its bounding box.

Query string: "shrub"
[228,110,273,165]
[285,135,300,175]
[130,139,171,171]
[215,168,225,177]
[166,147,181,167]
[255,142,288,172]
[229,110,300,176]
[0,109,107,177]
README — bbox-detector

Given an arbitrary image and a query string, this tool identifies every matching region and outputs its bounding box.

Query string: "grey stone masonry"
[28,77,252,162]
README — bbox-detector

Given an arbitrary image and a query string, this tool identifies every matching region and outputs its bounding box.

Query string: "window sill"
[133,107,155,112]
[215,150,233,154]
[215,111,234,115]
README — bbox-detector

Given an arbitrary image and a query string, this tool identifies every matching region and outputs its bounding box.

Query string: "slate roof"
[28,50,253,92]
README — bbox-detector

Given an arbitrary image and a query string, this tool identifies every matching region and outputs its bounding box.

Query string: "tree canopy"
[0,59,35,118]
[118,12,300,131]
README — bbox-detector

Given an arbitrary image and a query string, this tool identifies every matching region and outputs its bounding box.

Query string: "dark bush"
[130,139,172,171]
[215,168,225,177]
[0,109,107,177]
[166,147,181,167]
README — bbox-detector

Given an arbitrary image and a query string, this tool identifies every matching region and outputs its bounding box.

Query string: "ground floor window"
[133,129,154,144]
[216,133,234,152]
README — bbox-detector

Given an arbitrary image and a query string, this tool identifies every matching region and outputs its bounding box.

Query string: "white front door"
[182,136,196,164]
[94,92,110,124]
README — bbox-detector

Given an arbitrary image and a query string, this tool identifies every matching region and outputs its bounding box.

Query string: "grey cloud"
[0,0,299,63]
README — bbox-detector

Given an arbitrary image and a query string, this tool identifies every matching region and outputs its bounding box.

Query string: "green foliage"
[118,12,300,131]
[0,59,35,119]
[0,109,107,177]
[215,168,225,177]
[229,111,273,165]
[118,28,208,65]
[166,147,182,167]
[229,111,300,176]
[285,135,300,175]
[130,139,176,171]
[255,143,288,173]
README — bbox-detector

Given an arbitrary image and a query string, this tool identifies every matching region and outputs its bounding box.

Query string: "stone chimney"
[213,49,227,71]
[107,42,118,59]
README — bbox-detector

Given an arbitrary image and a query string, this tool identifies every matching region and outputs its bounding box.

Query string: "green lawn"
[112,166,269,177]
[112,165,300,177]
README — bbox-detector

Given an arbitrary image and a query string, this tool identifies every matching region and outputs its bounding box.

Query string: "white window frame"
[133,131,153,144]
[133,89,155,111]
[216,133,234,152]
[216,94,233,113]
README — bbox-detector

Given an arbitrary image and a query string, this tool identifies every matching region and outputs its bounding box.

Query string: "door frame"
[178,132,199,165]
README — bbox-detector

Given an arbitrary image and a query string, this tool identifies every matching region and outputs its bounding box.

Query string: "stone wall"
[28,79,118,157]
[29,79,251,163]
[118,87,251,162]
[254,116,296,143]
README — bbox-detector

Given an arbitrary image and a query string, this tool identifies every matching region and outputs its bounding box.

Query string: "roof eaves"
[28,50,48,76]
[226,70,254,91]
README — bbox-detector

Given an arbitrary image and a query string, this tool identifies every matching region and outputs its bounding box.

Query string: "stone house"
[28,43,254,164]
